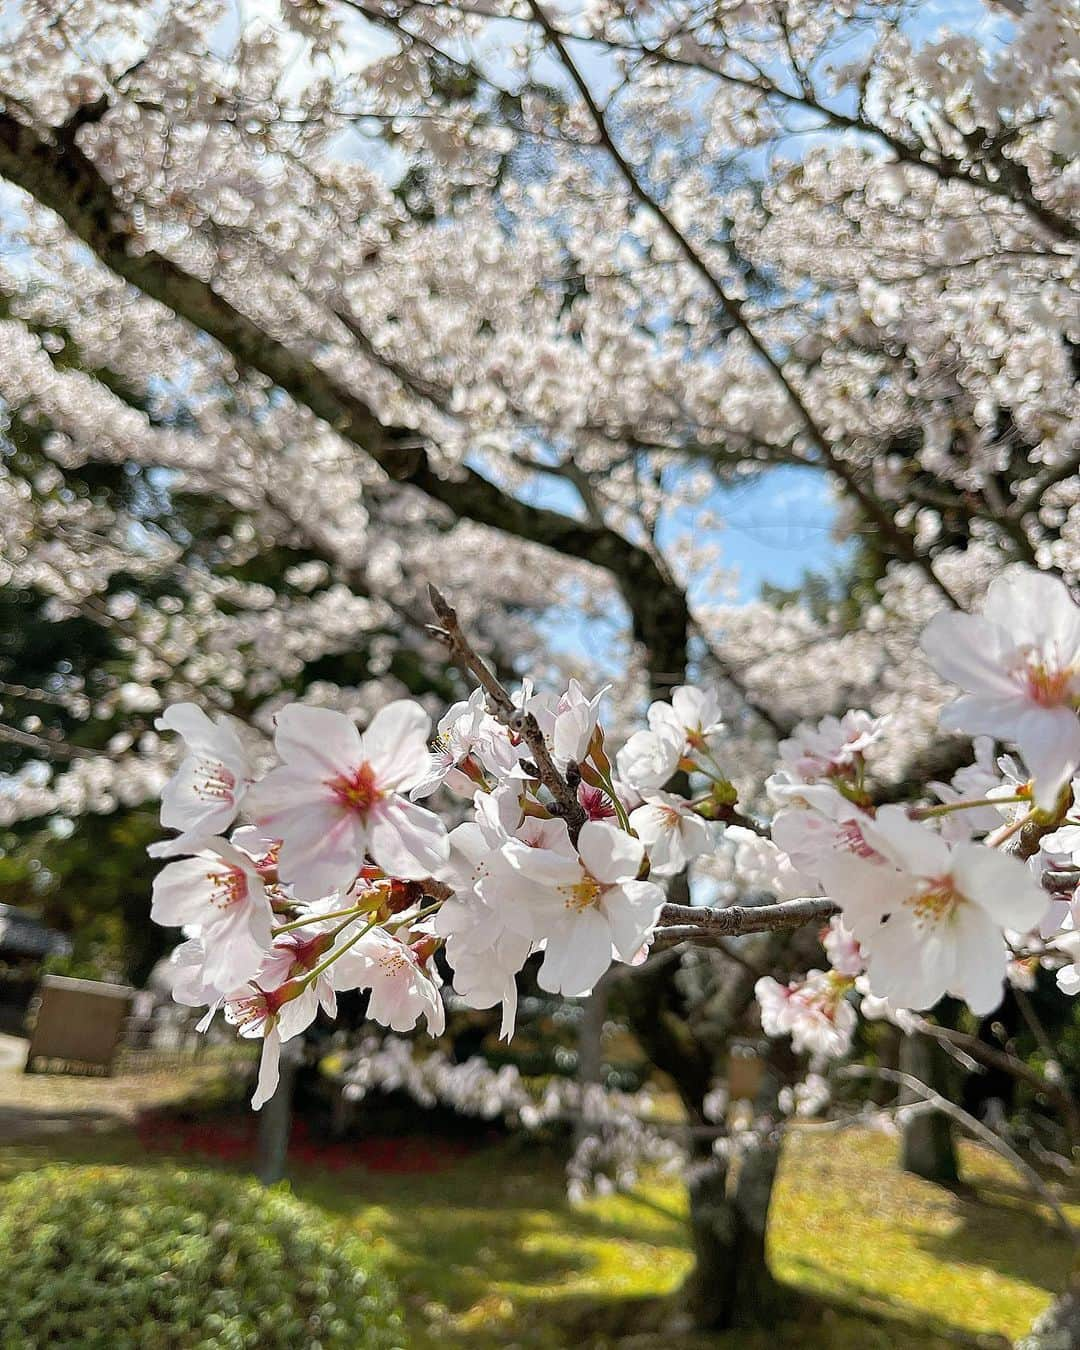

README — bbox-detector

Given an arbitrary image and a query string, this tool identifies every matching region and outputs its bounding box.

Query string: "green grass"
[0,1122,1073,1347]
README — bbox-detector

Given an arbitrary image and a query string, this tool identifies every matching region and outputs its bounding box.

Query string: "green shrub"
[0,1164,403,1349]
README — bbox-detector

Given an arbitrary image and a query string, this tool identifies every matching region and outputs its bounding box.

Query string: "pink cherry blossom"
[330,928,445,1035]
[156,703,253,849]
[755,971,856,1058]
[247,701,449,899]
[150,837,273,987]
[224,979,324,1110]
[921,567,1080,809]
[777,710,884,785]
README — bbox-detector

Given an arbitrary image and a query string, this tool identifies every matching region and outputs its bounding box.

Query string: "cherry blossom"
[247,702,449,899]
[150,837,273,987]
[156,704,253,849]
[330,929,446,1035]
[496,821,664,996]
[756,971,857,1059]
[224,978,326,1110]
[777,711,884,786]
[409,690,490,800]
[551,679,609,766]
[824,806,1048,1014]
[822,917,865,979]
[921,569,1080,809]
[628,792,715,876]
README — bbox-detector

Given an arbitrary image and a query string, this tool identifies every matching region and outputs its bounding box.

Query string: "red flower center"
[1025,660,1073,708]
[328,762,382,817]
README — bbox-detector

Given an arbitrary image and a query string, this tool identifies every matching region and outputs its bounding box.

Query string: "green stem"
[272,901,370,936]
[594,764,633,833]
[911,794,1025,820]
[302,913,383,986]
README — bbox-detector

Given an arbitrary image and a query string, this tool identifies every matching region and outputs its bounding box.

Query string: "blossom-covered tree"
[1,0,1078,1335]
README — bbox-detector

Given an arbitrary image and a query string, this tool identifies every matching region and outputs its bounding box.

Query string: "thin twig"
[426,585,587,837]
[907,1014,1080,1144]
[842,1064,1078,1242]
[0,721,99,761]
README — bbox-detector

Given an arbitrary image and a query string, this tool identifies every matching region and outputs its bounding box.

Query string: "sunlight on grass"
[0,1109,1073,1347]
[770,1128,1073,1342]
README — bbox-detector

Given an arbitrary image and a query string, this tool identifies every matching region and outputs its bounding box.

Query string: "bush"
[0,1164,403,1349]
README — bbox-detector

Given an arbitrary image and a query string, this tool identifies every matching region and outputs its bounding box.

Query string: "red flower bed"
[135,1112,474,1173]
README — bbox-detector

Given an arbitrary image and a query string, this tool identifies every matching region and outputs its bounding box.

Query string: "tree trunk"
[900,1031,959,1185]
[575,972,609,1147]
[256,1040,299,1185]
[684,1126,793,1330]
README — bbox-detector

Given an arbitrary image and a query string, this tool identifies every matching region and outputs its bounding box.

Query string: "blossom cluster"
[151,566,1080,1104]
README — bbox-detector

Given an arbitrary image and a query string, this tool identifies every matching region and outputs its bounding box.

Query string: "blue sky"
[686,466,845,602]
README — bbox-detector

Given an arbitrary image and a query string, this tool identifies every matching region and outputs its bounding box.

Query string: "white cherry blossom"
[824,806,1048,1014]
[921,568,1080,809]
[628,792,715,875]
[551,679,609,766]
[247,702,449,899]
[156,703,253,849]
[496,821,664,997]
[150,837,273,987]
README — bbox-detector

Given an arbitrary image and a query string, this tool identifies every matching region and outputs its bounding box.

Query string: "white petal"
[577,820,643,883]
[274,704,363,779]
[920,612,1019,697]
[251,1026,282,1110]
[1013,705,1080,810]
[950,904,1007,1015]
[361,700,432,789]
[368,797,449,879]
[862,805,950,879]
[605,880,663,959]
[537,911,612,996]
[275,802,366,900]
[950,843,1049,930]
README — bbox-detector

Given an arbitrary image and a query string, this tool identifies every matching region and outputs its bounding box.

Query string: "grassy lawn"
[0,1060,1074,1347]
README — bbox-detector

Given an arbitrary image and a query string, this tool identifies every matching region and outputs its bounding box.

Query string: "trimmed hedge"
[0,1164,403,1348]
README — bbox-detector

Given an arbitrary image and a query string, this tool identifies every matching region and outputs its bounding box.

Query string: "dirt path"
[0,1034,236,1143]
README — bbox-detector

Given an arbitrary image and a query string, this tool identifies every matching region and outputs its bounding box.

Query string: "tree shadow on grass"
[0,1130,1026,1349]
[912,1179,1075,1295]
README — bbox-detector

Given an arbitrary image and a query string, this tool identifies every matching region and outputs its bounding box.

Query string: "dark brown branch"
[525,0,962,611]
[426,584,587,837]
[0,106,691,698]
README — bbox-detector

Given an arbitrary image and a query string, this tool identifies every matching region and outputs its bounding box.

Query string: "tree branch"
[526,2,961,608]
[426,584,587,837]
[0,106,691,696]
[656,896,839,941]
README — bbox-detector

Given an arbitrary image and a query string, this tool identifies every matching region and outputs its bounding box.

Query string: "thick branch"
[0,106,690,694]
[656,896,838,941]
